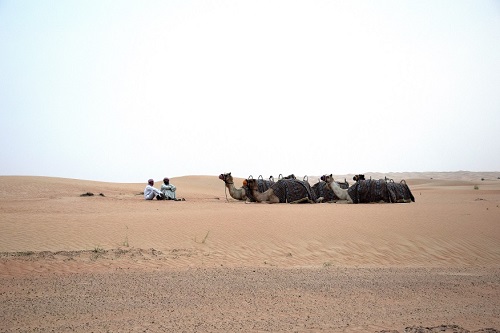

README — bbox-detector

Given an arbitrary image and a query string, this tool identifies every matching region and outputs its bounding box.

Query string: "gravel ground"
[1,266,499,332]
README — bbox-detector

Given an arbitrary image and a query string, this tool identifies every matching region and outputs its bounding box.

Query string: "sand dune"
[1,172,499,332]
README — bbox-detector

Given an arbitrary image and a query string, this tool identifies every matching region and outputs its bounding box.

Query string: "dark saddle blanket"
[348,179,389,203]
[272,179,317,203]
[387,180,415,203]
[347,179,415,204]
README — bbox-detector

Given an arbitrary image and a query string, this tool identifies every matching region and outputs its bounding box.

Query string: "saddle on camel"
[246,177,323,204]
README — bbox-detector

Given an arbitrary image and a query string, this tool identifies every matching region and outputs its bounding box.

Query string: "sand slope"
[1,173,499,269]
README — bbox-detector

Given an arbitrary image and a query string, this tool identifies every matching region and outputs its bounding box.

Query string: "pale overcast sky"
[1,0,499,182]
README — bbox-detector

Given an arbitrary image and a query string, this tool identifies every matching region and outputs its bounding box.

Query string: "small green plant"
[474,185,479,190]
[323,261,333,267]
[92,245,104,253]
[91,246,105,261]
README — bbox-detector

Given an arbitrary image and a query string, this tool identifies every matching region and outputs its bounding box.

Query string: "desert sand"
[1,172,499,332]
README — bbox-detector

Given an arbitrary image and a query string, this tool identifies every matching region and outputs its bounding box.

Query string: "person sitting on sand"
[144,179,165,200]
[160,177,184,201]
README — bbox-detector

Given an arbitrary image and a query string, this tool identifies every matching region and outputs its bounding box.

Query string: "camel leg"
[289,197,309,204]
[290,196,324,204]
[270,196,280,204]
[259,195,280,204]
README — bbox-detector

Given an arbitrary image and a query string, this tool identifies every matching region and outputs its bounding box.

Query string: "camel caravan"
[219,172,413,204]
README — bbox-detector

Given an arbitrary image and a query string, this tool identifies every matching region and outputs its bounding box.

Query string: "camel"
[219,172,248,201]
[246,178,323,204]
[219,173,274,202]
[322,173,390,204]
[321,174,354,203]
[312,178,349,203]
[322,174,415,204]
[244,175,274,202]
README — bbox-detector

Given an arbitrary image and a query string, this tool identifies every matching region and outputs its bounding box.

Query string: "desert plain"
[0,171,499,333]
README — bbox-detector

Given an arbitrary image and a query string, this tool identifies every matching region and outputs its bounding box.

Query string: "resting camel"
[322,174,415,204]
[321,174,354,203]
[243,175,275,202]
[219,172,248,201]
[322,174,390,203]
[219,172,274,202]
[312,178,349,203]
[246,178,323,204]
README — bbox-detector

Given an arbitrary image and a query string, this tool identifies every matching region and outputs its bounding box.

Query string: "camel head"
[245,178,259,190]
[278,174,296,180]
[219,172,234,184]
[353,174,365,181]
[320,174,334,183]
